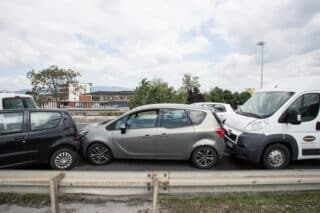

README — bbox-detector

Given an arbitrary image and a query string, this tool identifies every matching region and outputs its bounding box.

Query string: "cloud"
[0,0,319,92]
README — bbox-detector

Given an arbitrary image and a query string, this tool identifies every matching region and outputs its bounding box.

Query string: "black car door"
[26,111,64,162]
[0,111,33,167]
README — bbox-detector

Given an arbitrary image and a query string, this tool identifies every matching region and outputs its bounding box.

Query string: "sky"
[0,0,319,92]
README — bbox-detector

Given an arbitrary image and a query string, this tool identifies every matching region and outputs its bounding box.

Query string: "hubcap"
[268,149,285,167]
[90,145,110,164]
[195,148,215,167]
[55,152,72,169]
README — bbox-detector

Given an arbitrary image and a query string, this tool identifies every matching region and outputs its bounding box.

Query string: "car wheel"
[192,146,218,169]
[50,148,76,170]
[262,144,290,169]
[87,143,112,165]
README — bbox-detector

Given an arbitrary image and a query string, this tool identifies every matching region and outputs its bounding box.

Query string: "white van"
[0,93,37,110]
[224,77,320,169]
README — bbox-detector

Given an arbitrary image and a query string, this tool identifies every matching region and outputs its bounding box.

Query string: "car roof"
[0,93,33,98]
[131,103,210,112]
[192,102,231,106]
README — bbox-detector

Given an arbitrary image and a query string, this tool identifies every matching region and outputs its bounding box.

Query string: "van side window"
[287,94,320,122]
[30,112,62,131]
[0,112,24,134]
[302,94,320,122]
[160,109,190,128]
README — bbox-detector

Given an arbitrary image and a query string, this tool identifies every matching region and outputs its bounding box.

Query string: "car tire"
[87,143,113,165]
[50,148,77,170]
[262,144,290,169]
[191,146,218,169]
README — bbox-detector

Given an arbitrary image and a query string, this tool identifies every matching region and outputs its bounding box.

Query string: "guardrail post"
[152,175,159,213]
[49,173,65,213]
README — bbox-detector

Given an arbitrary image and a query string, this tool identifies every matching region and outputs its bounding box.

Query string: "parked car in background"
[81,104,226,169]
[0,93,37,110]
[0,109,80,169]
[191,102,234,122]
[224,77,320,169]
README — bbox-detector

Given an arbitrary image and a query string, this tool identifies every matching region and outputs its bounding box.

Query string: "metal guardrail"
[1,170,320,213]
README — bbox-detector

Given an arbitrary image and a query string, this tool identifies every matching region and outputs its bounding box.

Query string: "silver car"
[81,104,226,169]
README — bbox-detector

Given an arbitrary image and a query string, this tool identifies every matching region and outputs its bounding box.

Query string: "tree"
[27,65,82,107]
[180,74,204,104]
[129,78,183,108]
[206,86,251,108]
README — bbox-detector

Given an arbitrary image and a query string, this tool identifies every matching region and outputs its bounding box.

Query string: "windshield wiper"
[236,111,263,119]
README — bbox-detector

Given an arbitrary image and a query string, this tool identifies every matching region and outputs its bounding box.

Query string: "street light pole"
[257,41,265,88]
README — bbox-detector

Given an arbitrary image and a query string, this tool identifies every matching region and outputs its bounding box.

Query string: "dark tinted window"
[0,112,24,134]
[126,110,158,129]
[160,109,190,128]
[188,110,206,125]
[30,112,62,131]
[3,97,36,109]
[302,94,320,122]
[286,94,320,122]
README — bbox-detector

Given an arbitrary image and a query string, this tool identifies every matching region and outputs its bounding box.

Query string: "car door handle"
[161,133,168,137]
[15,137,26,143]
[303,135,316,142]
[143,134,151,138]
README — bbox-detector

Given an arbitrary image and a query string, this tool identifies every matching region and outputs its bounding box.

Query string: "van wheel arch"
[261,142,293,164]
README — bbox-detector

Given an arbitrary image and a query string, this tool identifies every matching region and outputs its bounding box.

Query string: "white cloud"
[0,0,319,92]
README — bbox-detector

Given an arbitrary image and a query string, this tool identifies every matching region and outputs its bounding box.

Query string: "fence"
[0,170,320,213]
[41,101,129,110]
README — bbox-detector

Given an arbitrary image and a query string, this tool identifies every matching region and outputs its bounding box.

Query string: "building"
[58,83,92,102]
[80,91,133,108]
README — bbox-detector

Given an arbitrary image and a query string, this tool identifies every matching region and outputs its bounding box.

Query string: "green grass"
[0,191,320,212]
[159,192,320,213]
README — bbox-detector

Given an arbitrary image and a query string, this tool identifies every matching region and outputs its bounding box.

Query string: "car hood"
[224,112,257,131]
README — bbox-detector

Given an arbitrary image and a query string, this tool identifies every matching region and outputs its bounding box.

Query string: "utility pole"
[257,41,265,88]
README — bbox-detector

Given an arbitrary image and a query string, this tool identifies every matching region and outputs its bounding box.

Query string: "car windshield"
[237,92,294,118]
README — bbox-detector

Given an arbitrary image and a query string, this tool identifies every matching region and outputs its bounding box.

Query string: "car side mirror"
[119,123,126,134]
[286,110,302,125]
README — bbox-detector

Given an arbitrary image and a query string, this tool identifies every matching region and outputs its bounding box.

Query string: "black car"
[0,109,80,170]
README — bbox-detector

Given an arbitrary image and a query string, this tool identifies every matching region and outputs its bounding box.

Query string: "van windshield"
[237,92,294,118]
[2,97,36,109]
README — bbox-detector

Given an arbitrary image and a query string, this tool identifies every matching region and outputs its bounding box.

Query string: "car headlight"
[246,119,269,131]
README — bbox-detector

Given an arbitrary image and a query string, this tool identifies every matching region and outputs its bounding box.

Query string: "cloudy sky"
[0,0,319,91]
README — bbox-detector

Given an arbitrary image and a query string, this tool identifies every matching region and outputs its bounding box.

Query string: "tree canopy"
[27,65,82,106]
[129,74,251,109]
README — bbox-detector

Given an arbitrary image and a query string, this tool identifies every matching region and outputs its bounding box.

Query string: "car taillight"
[74,135,81,142]
[215,128,225,138]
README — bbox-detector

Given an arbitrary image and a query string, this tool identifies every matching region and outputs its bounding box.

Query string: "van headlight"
[246,119,268,131]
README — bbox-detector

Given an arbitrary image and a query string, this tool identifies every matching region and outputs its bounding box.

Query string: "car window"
[160,109,190,128]
[30,112,62,131]
[286,94,320,122]
[301,94,320,122]
[0,112,24,134]
[213,104,226,113]
[126,110,158,129]
[106,116,128,130]
[2,97,36,109]
[188,110,207,125]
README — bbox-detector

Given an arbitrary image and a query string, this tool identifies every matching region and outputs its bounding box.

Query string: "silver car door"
[112,109,159,158]
[153,108,194,158]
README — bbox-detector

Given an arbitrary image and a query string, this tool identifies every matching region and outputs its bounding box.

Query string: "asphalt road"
[72,156,320,171]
